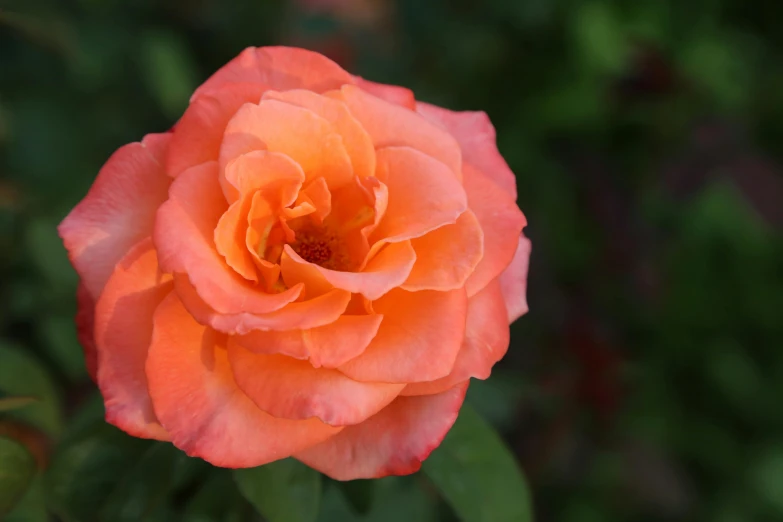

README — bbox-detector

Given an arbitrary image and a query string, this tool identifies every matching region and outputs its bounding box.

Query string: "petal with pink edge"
[95,238,171,440]
[294,382,469,480]
[146,292,341,468]
[75,282,97,382]
[463,164,526,297]
[337,85,462,179]
[59,133,171,300]
[192,46,353,101]
[353,77,416,109]
[402,280,510,396]
[500,234,531,323]
[167,83,268,179]
[416,102,518,198]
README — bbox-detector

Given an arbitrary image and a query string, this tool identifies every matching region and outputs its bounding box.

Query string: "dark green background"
[1,0,782,521]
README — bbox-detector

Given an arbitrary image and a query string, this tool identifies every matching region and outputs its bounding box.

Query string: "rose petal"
[224,150,305,203]
[154,161,303,314]
[416,102,517,198]
[338,288,467,383]
[235,313,384,368]
[146,292,341,467]
[228,345,404,426]
[463,164,526,297]
[337,85,462,180]
[402,210,484,291]
[167,83,268,181]
[59,133,171,299]
[223,100,354,189]
[294,382,469,480]
[264,90,376,180]
[75,282,97,382]
[173,274,350,335]
[402,280,510,396]
[192,46,353,101]
[369,146,468,244]
[95,238,171,440]
[215,151,307,282]
[353,77,416,109]
[281,239,416,301]
[214,197,259,281]
[299,177,332,224]
[500,234,531,323]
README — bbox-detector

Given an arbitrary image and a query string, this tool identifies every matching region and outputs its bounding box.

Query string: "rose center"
[290,225,353,271]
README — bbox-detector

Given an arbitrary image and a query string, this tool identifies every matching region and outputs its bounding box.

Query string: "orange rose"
[59,47,530,480]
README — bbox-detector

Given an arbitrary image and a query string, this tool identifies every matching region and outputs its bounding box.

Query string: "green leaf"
[4,474,48,522]
[0,342,62,436]
[0,436,36,516]
[234,458,321,522]
[45,424,150,522]
[335,478,375,515]
[0,395,37,413]
[318,477,435,522]
[422,405,533,522]
[100,443,179,522]
[183,469,248,522]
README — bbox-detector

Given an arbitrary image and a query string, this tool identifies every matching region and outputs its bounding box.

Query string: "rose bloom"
[59,47,530,480]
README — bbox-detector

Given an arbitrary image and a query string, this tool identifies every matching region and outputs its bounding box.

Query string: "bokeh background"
[2,0,783,521]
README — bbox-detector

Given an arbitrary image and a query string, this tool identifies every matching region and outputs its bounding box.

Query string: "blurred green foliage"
[1,0,782,520]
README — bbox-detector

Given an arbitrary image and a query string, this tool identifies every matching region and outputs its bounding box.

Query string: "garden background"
[1,0,782,520]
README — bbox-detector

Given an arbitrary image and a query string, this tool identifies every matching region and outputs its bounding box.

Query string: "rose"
[59,46,530,480]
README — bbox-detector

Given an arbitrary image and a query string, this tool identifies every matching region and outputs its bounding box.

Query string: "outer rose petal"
[463,164,526,297]
[146,292,341,468]
[192,46,353,101]
[154,161,303,314]
[173,274,350,335]
[58,133,171,299]
[235,313,384,368]
[337,85,463,179]
[223,100,354,189]
[94,238,171,440]
[167,83,268,179]
[402,280,510,396]
[228,345,404,426]
[75,282,97,382]
[264,90,376,180]
[353,77,416,110]
[370,146,468,244]
[294,382,469,480]
[416,102,517,198]
[402,210,484,291]
[338,288,467,383]
[500,234,531,323]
